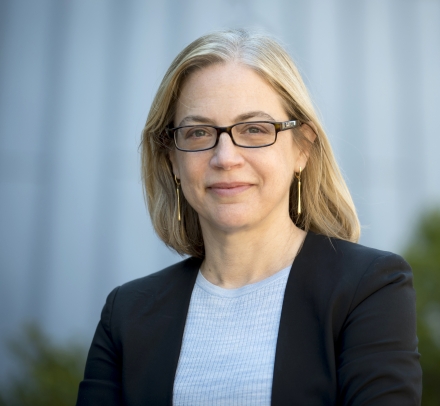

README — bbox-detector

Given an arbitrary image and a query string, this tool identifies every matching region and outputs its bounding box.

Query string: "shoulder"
[117,256,201,296]
[301,231,411,280]
[100,256,201,333]
[304,231,403,266]
[293,231,414,313]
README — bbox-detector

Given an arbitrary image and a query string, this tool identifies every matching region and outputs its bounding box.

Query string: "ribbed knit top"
[173,265,291,405]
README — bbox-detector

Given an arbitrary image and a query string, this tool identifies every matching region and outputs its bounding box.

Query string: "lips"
[207,182,253,197]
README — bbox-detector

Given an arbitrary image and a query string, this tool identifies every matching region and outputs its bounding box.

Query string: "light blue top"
[173,264,292,405]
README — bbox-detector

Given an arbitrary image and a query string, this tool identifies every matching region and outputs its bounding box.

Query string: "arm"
[337,253,422,405]
[76,287,122,406]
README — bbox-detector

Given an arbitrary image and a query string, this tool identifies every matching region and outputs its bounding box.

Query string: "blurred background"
[0,0,439,404]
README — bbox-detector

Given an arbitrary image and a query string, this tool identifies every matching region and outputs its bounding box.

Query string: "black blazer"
[77,232,422,405]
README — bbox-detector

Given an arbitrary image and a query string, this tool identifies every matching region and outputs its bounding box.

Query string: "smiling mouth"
[207,182,253,196]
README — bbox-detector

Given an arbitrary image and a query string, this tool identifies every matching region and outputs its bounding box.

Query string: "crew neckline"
[195,264,292,298]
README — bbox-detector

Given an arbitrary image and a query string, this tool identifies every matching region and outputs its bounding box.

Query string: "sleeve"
[337,253,422,405]
[76,287,122,406]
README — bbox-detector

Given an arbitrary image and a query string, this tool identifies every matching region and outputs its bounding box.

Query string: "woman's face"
[169,62,310,234]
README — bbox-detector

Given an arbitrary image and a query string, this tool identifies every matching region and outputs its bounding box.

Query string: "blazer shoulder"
[305,231,406,273]
[296,232,413,302]
[103,256,200,322]
[100,256,201,339]
[116,256,202,297]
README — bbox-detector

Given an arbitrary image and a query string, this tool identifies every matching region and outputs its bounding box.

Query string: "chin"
[203,208,260,233]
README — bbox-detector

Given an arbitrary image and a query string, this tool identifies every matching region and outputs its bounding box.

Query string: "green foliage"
[403,209,440,406]
[0,324,86,406]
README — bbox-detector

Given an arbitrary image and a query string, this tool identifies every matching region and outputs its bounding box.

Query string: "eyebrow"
[177,111,276,127]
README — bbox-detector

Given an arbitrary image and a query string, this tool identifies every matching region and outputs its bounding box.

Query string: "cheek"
[171,151,197,180]
[178,158,207,198]
[266,147,297,182]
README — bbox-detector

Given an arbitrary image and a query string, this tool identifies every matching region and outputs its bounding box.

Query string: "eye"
[239,123,272,135]
[247,126,262,134]
[184,127,212,139]
[193,129,207,137]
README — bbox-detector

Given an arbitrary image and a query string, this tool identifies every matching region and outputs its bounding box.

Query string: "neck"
[200,214,306,289]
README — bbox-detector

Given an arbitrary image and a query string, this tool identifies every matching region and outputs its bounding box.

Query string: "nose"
[210,131,244,170]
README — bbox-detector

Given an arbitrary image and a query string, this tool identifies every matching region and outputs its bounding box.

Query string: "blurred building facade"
[0,0,439,377]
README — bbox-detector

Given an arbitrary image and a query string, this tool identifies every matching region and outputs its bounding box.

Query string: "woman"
[77,29,422,405]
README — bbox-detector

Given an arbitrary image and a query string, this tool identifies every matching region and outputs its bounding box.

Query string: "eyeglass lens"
[175,122,276,151]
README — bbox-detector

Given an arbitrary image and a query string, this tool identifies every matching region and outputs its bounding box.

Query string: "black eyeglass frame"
[165,120,302,152]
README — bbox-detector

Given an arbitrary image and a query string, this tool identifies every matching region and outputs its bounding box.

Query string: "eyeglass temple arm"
[279,120,301,131]
[165,120,301,135]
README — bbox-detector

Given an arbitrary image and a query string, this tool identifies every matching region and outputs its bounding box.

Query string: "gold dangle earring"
[295,167,302,215]
[174,175,181,221]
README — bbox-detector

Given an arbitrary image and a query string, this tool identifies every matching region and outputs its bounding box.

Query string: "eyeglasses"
[165,120,301,152]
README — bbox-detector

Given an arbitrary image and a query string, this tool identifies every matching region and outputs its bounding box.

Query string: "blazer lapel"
[131,257,202,405]
[271,232,312,404]
[271,232,338,405]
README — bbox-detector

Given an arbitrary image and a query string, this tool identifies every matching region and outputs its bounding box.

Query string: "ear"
[168,149,181,179]
[295,122,317,171]
[300,122,317,143]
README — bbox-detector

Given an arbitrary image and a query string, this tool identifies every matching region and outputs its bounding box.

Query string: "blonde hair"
[141,28,360,258]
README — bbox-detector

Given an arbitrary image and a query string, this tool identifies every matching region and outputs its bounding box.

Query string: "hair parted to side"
[141,28,360,258]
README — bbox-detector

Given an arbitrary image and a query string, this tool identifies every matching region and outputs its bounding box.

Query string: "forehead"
[175,62,287,125]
